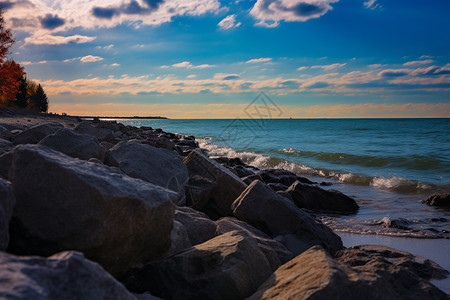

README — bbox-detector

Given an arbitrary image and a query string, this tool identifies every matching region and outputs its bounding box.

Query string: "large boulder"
[8,144,176,276]
[183,149,247,218]
[123,231,273,300]
[166,220,192,256]
[232,180,343,255]
[0,138,13,155]
[286,180,359,213]
[39,128,101,160]
[336,244,449,281]
[0,125,12,141]
[422,193,450,208]
[0,251,153,300]
[12,123,64,145]
[108,141,188,202]
[216,217,294,269]
[249,245,448,300]
[0,178,15,250]
[174,206,217,245]
[0,150,13,179]
[258,169,314,186]
[75,122,115,143]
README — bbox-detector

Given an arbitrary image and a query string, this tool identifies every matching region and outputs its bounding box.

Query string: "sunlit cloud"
[311,63,347,71]
[171,61,216,69]
[24,33,96,45]
[403,59,435,67]
[246,58,272,64]
[218,14,241,30]
[64,55,104,63]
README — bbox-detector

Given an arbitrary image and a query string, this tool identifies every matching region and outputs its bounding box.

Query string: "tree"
[0,60,24,104]
[32,84,48,113]
[0,8,14,63]
[15,76,28,108]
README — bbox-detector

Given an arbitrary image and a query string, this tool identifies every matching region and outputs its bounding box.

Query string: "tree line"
[0,8,48,113]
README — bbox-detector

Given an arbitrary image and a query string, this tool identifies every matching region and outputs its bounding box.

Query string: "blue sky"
[2,0,450,117]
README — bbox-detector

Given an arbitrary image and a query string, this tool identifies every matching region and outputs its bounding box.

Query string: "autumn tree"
[32,84,48,113]
[0,8,25,105]
[15,76,28,108]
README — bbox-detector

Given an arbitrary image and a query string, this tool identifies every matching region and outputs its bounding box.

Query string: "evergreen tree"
[15,76,28,108]
[33,84,48,113]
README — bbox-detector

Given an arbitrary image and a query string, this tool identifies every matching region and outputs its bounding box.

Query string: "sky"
[2,0,450,118]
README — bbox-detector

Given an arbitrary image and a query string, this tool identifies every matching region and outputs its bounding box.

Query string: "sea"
[109,118,450,291]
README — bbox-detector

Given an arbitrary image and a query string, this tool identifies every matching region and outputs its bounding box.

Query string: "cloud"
[297,66,307,71]
[5,0,222,33]
[97,44,114,49]
[419,55,433,59]
[305,81,330,89]
[311,63,346,70]
[213,73,240,80]
[20,60,48,65]
[187,74,197,78]
[250,0,339,27]
[403,59,435,67]
[378,69,410,77]
[109,63,120,67]
[364,0,380,9]
[246,57,272,64]
[24,34,96,45]
[218,14,241,30]
[64,55,104,63]
[171,61,216,69]
[39,13,65,30]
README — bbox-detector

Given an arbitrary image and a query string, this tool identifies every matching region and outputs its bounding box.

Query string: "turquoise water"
[111,118,450,238]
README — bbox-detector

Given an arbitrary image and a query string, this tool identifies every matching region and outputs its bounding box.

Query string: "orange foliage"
[0,60,25,104]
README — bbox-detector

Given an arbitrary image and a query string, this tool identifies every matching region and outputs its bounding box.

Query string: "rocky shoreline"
[0,109,449,299]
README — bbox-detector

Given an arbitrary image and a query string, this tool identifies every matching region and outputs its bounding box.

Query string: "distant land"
[71,115,168,120]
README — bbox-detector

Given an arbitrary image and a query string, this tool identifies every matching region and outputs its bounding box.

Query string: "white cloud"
[250,0,339,27]
[5,0,222,33]
[20,60,48,65]
[172,61,216,69]
[364,0,377,9]
[403,60,435,67]
[218,14,241,30]
[213,73,240,80]
[109,63,120,67]
[297,66,308,71]
[246,58,272,64]
[64,55,104,63]
[311,63,347,70]
[97,44,114,49]
[24,34,96,45]
[187,74,197,78]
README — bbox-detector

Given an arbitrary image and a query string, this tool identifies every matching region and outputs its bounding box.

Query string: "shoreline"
[0,109,449,299]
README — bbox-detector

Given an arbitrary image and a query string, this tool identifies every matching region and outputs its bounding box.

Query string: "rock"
[231,180,343,255]
[108,141,188,202]
[184,149,247,217]
[249,245,449,300]
[39,128,101,160]
[267,182,288,191]
[88,157,103,164]
[142,135,176,150]
[0,150,13,179]
[286,180,359,213]
[12,123,64,145]
[0,138,13,155]
[378,217,412,230]
[75,122,115,142]
[0,251,149,300]
[241,174,264,185]
[123,231,273,300]
[0,125,12,140]
[276,190,293,201]
[184,174,216,209]
[336,244,450,281]
[423,193,450,207]
[258,169,314,186]
[167,220,192,256]
[0,178,15,250]
[174,206,217,245]
[8,144,176,276]
[216,217,294,268]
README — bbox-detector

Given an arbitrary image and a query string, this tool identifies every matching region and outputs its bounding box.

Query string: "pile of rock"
[0,115,447,299]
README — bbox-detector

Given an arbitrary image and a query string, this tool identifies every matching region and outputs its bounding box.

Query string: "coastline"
[0,109,449,299]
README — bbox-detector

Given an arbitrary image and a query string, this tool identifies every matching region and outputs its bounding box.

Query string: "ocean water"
[111,118,450,239]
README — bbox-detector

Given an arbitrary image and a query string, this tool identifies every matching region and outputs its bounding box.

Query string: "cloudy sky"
[2,0,450,118]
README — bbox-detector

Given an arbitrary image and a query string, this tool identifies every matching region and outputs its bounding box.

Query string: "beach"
[0,109,449,299]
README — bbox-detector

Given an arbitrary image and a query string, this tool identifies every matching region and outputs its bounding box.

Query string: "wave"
[280,148,448,171]
[197,138,450,194]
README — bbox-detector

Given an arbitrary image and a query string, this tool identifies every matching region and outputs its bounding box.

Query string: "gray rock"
[75,122,115,142]
[12,123,64,145]
[109,141,188,202]
[167,220,192,256]
[124,231,273,300]
[0,251,149,300]
[39,128,101,160]
[8,144,176,276]
[422,193,450,207]
[216,217,294,269]
[337,244,450,281]
[174,206,217,246]
[287,180,359,213]
[0,138,13,155]
[249,245,449,300]
[184,149,247,217]
[0,150,13,179]
[232,180,343,255]
[0,178,15,250]
[0,125,12,141]
[184,174,215,209]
